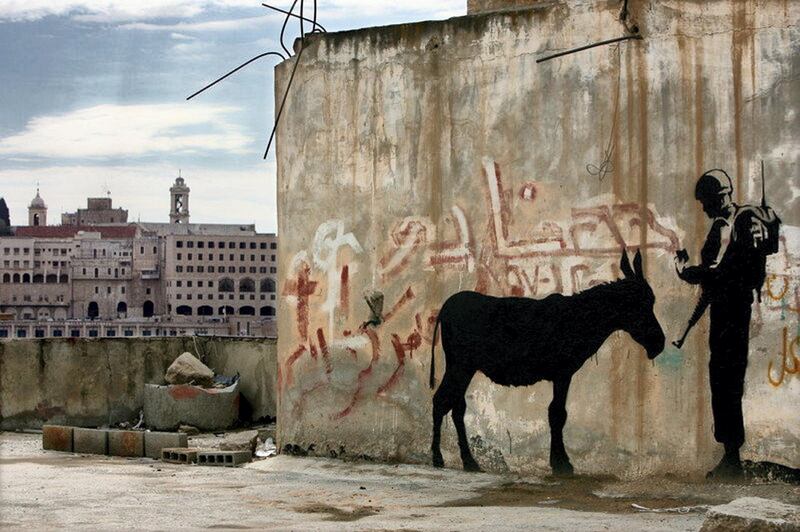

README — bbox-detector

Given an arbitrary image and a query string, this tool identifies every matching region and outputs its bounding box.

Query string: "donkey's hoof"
[551,462,574,477]
[463,459,483,473]
[432,455,444,468]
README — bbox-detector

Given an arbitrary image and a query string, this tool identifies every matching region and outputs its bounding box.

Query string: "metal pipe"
[536,34,642,64]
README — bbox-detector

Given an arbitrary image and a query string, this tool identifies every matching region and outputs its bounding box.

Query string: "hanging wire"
[186,0,322,158]
[261,2,326,33]
[279,0,299,56]
[186,51,287,101]
[264,1,307,159]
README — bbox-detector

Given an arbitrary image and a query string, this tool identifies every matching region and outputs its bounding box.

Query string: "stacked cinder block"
[42,425,188,459]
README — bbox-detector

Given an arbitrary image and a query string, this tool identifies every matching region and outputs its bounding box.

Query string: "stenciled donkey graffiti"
[429,249,666,475]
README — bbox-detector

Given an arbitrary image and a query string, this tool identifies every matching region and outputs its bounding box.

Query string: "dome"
[29,190,46,209]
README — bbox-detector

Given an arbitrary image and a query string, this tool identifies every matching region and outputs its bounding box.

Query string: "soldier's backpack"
[725,170,782,301]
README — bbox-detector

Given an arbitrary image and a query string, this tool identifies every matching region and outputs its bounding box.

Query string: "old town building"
[0,178,276,338]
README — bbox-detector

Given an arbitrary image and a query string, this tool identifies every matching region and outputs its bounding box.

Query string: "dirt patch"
[436,476,715,514]
[294,503,382,522]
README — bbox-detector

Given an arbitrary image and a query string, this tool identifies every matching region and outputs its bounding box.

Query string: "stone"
[73,428,108,455]
[144,431,188,459]
[219,430,259,454]
[161,447,200,464]
[42,425,73,452]
[164,352,214,387]
[143,382,239,431]
[108,430,144,457]
[701,497,800,532]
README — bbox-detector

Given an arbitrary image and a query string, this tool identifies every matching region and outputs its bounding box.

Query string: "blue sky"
[0,1,463,232]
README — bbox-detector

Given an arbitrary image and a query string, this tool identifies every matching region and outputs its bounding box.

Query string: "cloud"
[120,15,275,33]
[0,163,277,232]
[0,0,255,23]
[0,104,252,159]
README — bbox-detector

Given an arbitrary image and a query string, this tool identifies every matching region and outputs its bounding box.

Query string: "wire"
[586,44,622,181]
[186,51,287,100]
[261,2,326,33]
[263,31,306,159]
[279,0,299,56]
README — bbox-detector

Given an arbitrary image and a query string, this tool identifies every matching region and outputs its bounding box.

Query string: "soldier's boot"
[706,444,743,480]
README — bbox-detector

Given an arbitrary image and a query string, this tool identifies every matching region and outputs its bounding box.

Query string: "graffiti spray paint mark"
[767,326,800,387]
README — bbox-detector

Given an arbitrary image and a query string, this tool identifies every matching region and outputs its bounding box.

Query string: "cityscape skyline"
[0,1,463,233]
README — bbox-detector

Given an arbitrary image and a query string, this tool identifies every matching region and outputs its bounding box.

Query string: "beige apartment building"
[0,178,276,338]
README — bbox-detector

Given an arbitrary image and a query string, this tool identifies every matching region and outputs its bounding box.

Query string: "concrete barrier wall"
[0,336,277,430]
[275,0,799,476]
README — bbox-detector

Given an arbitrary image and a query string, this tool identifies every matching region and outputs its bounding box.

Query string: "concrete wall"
[0,336,277,429]
[275,0,799,477]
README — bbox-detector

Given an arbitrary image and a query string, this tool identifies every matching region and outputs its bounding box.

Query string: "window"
[198,281,204,287]
[261,255,266,261]
[259,267,267,274]
[208,266,215,273]
[229,254,234,261]
[218,278,235,292]
[198,254,203,261]
[153,247,157,254]
[177,281,183,287]
[239,278,255,292]
[271,255,276,261]
[228,242,235,249]
[188,253,193,260]
[177,253,182,260]
[239,267,246,273]
[260,243,267,249]
[249,267,256,273]
[250,242,256,249]
[250,254,255,261]
[187,266,194,273]
[208,242,215,249]
[146,288,151,295]
[219,241,225,248]
[240,254,245,261]
[270,267,277,273]
[176,241,184,248]
[187,281,193,288]
[140,246,145,254]
[176,266,183,273]
[239,242,246,249]
[228,266,235,273]
[187,241,194,248]
[198,241,204,248]
[270,243,277,249]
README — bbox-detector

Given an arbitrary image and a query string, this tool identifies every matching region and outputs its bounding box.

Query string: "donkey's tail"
[429,314,442,389]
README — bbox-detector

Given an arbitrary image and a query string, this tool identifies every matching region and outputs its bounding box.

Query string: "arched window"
[218,278,234,292]
[46,274,57,283]
[33,274,44,283]
[117,302,127,317]
[87,301,99,319]
[1,273,9,283]
[22,273,31,283]
[239,278,255,293]
[12,273,20,283]
[143,300,155,318]
[59,274,68,283]
[176,305,193,316]
[218,305,235,316]
[260,278,276,292]
[259,305,276,317]
[239,306,255,316]
[197,305,213,316]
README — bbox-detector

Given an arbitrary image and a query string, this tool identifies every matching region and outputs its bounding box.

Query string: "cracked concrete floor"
[1,432,798,530]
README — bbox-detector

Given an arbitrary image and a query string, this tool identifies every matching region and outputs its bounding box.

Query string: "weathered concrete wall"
[0,337,277,429]
[276,0,799,477]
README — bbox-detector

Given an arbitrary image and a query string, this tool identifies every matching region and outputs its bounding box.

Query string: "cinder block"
[161,447,200,464]
[144,431,188,459]
[73,428,108,455]
[197,450,251,467]
[42,425,73,452]
[108,430,144,457]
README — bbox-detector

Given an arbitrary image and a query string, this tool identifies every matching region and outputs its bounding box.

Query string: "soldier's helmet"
[695,169,733,201]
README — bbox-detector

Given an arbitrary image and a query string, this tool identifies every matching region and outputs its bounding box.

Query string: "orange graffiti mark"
[767,327,800,387]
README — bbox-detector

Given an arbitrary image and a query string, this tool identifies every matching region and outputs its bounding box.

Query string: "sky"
[0,0,464,233]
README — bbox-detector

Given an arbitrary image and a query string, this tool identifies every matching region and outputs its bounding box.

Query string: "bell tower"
[28,187,47,226]
[169,173,190,224]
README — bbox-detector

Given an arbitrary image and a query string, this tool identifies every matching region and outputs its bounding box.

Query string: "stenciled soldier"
[674,168,780,479]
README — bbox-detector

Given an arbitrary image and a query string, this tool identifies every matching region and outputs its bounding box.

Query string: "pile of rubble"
[41,351,276,468]
[144,352,240,432]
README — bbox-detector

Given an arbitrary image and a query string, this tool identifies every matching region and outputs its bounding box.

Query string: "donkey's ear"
[633,249,644,278]
[620,249,635,279]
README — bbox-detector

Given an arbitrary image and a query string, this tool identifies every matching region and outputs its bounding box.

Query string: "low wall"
[0,336,277,430]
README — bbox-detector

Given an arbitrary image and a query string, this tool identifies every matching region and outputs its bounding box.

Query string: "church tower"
[28,188,47,226]
[169,174,190,224]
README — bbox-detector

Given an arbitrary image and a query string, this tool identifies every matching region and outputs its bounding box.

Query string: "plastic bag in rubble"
[255,437,277,458]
